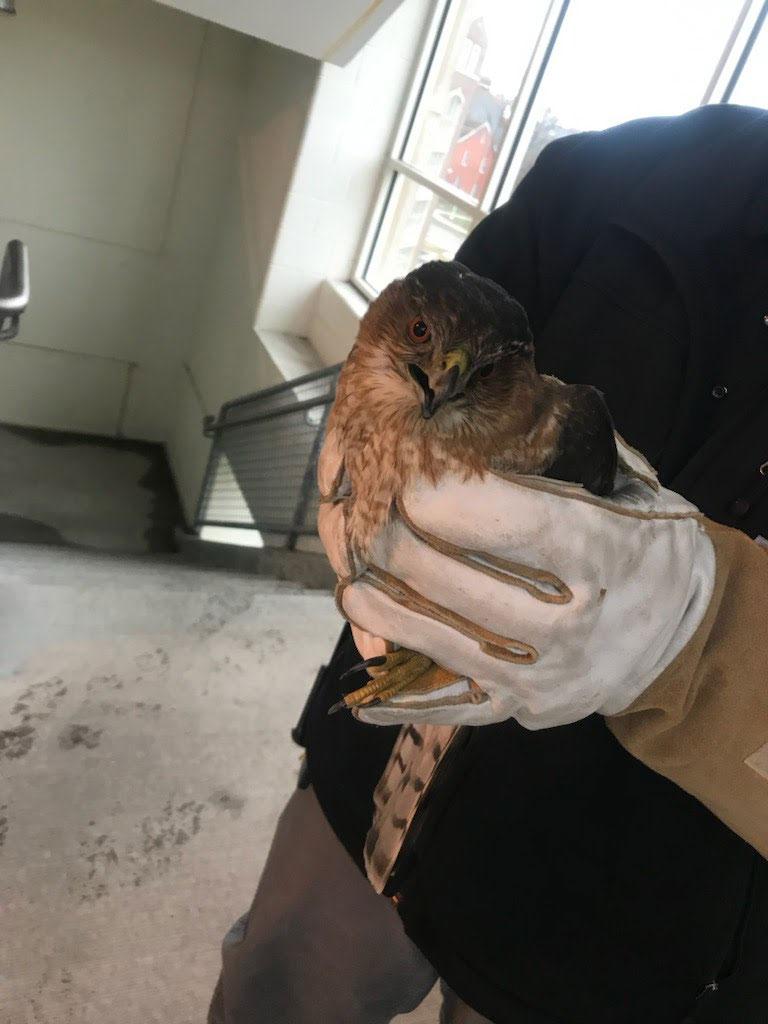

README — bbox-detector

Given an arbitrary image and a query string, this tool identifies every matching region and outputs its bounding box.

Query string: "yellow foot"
[328,649,437,714]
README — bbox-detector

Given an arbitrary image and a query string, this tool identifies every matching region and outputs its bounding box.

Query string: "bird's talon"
[339,655,387,681]
[334,649,434,712]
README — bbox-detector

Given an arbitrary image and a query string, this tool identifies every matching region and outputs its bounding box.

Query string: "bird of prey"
[325,259,617,713]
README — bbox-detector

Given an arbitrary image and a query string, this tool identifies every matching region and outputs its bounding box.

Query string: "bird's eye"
[479,364,494,378]
[409,318,431,343]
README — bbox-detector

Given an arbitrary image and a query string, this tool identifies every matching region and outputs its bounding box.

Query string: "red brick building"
[444,121,495,198]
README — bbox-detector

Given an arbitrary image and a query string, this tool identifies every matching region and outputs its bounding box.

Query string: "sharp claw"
[327,697,349,715]
[327,689,386,715]
[339,655,387,681]
[332,650,435,713]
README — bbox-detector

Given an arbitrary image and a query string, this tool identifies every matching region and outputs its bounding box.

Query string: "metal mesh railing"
[194,365,341,547]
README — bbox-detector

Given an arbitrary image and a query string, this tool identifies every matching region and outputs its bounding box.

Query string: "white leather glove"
[318,435,717,730]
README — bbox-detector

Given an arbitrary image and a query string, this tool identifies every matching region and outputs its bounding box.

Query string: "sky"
[463,0,755,132]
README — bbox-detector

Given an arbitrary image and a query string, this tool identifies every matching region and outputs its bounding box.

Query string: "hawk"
[324,260,617,713]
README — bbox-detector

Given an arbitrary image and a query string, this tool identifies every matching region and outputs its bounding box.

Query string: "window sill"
[256,327,323,383]
[254,279,366,387]
[309,279,369,367]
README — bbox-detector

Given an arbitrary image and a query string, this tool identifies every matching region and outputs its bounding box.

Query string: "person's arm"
[318,437,768,860]
[607,523,768,858]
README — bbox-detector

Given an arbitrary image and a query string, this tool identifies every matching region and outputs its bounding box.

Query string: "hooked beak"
[409,347,471,419]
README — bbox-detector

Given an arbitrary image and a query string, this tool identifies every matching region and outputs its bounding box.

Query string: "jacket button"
[711,384,728,399]
[730,498,751,517]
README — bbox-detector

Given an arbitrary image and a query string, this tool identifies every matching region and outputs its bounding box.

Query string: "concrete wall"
[0,0,428,525]
[257,0,432,350]
[0,0,208,436]
[120,21,255,446]
[0,0,320,523]
[166,41,320,522]
[168,0,430,523]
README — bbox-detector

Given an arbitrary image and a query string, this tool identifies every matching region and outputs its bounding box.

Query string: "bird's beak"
[421,347,470,419]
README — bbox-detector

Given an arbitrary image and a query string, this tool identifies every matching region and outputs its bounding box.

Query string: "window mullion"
[353,161,399,295]
[391,0,454,162]
[480,0,569,214]
[720,0,768,101]
[701,0,760,104]
[390,158,480,213]
[352,0,452,295]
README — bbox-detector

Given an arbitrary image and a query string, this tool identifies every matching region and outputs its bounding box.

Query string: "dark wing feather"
[545,384,618,496]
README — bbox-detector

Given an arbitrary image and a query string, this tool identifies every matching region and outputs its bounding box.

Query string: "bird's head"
[355,260,534,431]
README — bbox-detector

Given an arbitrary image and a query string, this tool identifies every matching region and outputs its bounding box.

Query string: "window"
[356,0,767,298]
[726,4,768,107]
[446,89,465,121]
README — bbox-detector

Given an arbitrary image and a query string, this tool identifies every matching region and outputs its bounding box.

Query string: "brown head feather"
[329,261,574,554]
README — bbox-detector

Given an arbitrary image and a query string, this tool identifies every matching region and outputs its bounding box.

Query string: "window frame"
[716,0,768,102]
[352,0,764,302]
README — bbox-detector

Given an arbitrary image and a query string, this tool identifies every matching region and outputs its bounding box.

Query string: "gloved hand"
[318,435,716,730]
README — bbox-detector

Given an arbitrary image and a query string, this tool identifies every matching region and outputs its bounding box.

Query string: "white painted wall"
[166,39,320,522]
[256,0,432,360]
[120,21,255,444]
[0,0,430,525]
[0,0,319,519]
[162,0,433,522]
[0,0,207,436]
[168,0,431,520]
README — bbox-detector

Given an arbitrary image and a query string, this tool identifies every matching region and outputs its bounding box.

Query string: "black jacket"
[300,105,768,1024]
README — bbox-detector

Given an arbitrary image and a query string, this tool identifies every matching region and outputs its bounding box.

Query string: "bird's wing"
[492,383,618,496]
[544,383,618,496]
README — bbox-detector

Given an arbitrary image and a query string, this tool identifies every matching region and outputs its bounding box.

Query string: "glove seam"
[488,469,703,521]
[396,498,572,605]
[360,564,539,665]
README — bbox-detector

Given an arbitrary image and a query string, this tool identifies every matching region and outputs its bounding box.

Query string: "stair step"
[174,531,334,591]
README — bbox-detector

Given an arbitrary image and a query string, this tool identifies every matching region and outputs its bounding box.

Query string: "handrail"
[195,364,340,548]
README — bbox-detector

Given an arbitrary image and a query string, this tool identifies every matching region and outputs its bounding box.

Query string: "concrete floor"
[0,544,441,1024]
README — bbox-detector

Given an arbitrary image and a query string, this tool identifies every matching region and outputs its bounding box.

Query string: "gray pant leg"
[208,784,438,1024]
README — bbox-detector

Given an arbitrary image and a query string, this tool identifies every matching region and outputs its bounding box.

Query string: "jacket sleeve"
[607,522,768,859]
